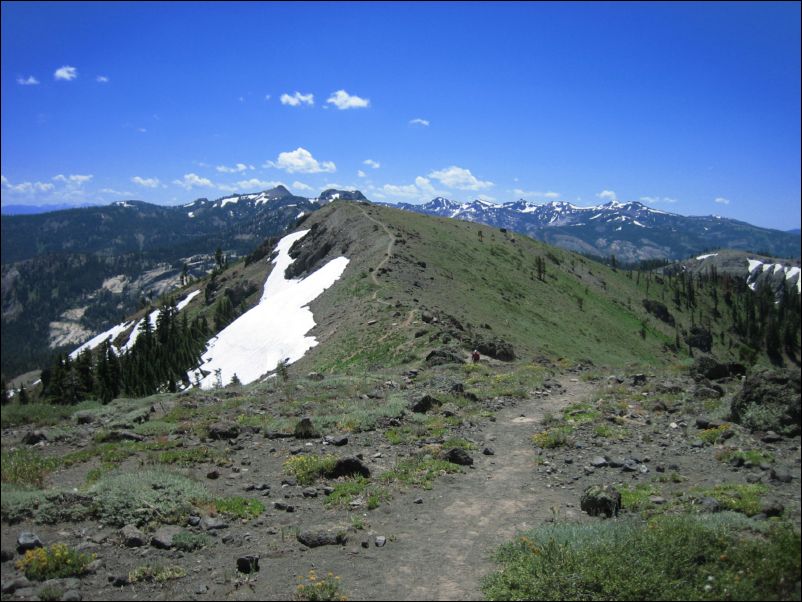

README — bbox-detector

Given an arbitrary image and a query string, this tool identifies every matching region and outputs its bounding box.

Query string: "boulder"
[22,430,48,445]
[580,485,621,518]
[208,422,240,440]
[472,337,516,361]
[326,457,370,479]
[691,355,730,381]
[424,349,465,367]
[297,528,348,548]
[729,368,801,436]
[443,448,473,466]
[411,394,441,413]
[294,417,320,439]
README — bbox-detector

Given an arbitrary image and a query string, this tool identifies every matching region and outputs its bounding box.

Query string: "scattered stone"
[302,487,318,498]
[120,525,146,547]
[691,355,731,381]
[237,555,260,574]
[649,496,667,505]
[73,411,96,425]
[696,496,722,513]
[200,516,229,531]
[770,468,793,483]
[440,403,459,417]
[16,532,42,554]
[590,456,608,468]
[424,349,465,367]
[62,590,82,601]
[188,515,201,527]
[151,526,180,549]
[443,448,473,466]
[730,368,801,436]
[411,394,441,413]
[622,460,639,472]
[265,431,294,439]
[103,429,146,442]
[691,439,705,448]
[307,372,324,381]
[761,500,785,517]
[22,430,48,445]
[375,536,387,547]
[0,549,13,563]
[297,528,347,548]
[207,469,220,480]
[326,457,371,479]
[273,502,295,512]
[195,584,209,594]
[482,447,495,456]
[1,577,30,594]
[762,431,782,443]
[324,435,349,446]
[580,484,621,518]
[294,417,319,439]
[630,374,647,386]
[606,457,625,468]
[208,422,240,440]
[413,497,423,504]
[109,574,129,587]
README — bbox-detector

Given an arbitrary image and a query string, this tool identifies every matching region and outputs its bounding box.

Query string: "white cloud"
[477,194,497,203]
[414,176,435,195]
[234,178,284,190]
[596,190,617,201]
[96,75,109,83]
[1,175,54,193]
[363,159,381,169]
[173,173,214,189]
[714,196,730,205]
[382,183,420,198]
[17,75,39,85]
[327,89,370,110]
[357,170,367,178]
[53,174,93,185]
[100,188,132,196]
[292,180,313,192]
[216,163,254,173]
[137,127,147,133]
[267,147,336,174]
[409,118,430,127]
[428,166,493,191]
[54,66,78,81]
[265,94,271,101]
[280,92,314,106]
[640,196,678,204]
[131,176,160,188]
[512,189,560,199]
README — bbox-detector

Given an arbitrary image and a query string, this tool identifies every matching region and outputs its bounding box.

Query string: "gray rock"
[108,574,129,587]
[0,549,13,563]
[297,528,347,548]
[761,500,785,517]
[443,448,473,466]
[120,524,146,547]
[375,536,387,547]
[1,577,31,594]
[102,429,145,442]
[73,411,96,425]
[622,460,640,472]
[696,496,722,513]
[730,368,801,436]
[62,590,83,602]
[607,457,625,468]
[326,457,371,478]
[207,469,220,479]
[208,422,240,440]
[580,484,621,518]
[151,526,180,549]
[16,532,42,554]
[22,430,48,445]
[293,417,319,439]
[411,394,441,413]
[590,456,608,468]
[200,516,229,530]
[482,447,495,456]
[307,372,324,381]
[187,515,201,526]
[762,431,782,443]
[770,467,793,483]
[324,435,349,446]
[237,555,260,573]
[273,502,295,512]
[302,487,318,498]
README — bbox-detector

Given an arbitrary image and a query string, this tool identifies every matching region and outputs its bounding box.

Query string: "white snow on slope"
[746,259,802,294]
[696,253,718,261]
[177,290,201,311]
[747,258,764,273]
[195,229,349,389]
[70,320,136,359]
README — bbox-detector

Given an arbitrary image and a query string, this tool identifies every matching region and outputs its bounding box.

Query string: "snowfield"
[195,229,349,388]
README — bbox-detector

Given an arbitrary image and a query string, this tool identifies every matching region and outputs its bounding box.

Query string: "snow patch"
[194,229,349,388]
[696,253,718,261]
[747,259,763,273]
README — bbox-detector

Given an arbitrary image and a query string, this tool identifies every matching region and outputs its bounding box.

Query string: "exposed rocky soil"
[2,364,800,601]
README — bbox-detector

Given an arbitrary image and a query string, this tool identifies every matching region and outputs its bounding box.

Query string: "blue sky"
[2,1,800,230]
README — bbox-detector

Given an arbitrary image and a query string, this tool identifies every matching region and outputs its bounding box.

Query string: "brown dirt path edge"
[338,375,596,601]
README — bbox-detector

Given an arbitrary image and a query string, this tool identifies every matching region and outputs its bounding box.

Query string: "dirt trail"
[352,376,596,601]
[357,206,395,289]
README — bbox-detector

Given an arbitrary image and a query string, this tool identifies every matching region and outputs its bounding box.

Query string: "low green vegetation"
[688,483,768,517]
[482,513,801,601]
[16,544,95,581]
[380,455,462,490]
[172,530,210,552]
[284,454,338,486]
[213,496,264,519]
[716,448,774,466]
[532,425,573,449]
[699,423,733,445]
[128,564,187,583]
[1,448,59,488]
[295,570,347,601]
[1,400,102,428]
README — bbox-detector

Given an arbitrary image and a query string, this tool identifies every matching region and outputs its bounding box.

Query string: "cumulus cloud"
[266,147,336,174]
[640,196,677,204]
[327,89,370,110]
[96,75,109,83]
[714,196,730,205]
[512,189,560,199]
[382,183,420,198]
[54,66,78,81]
[409,118,430,126]
[357,170,367,178]
[428,166,493,191]
[414,176,435,195]
[173,173,214,189]
[17,75,39,85]
[53,174,93,185]
[596,190,617,201]
[216,163,254,173]
[131,176,160,188]
[1,175,54,193]
[234,178,285,190]
[363,159,380,169]
[291,180,313,192]
[280,92,314,106]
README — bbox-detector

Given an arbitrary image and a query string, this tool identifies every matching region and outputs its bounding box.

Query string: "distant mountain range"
[390,198,801,263]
